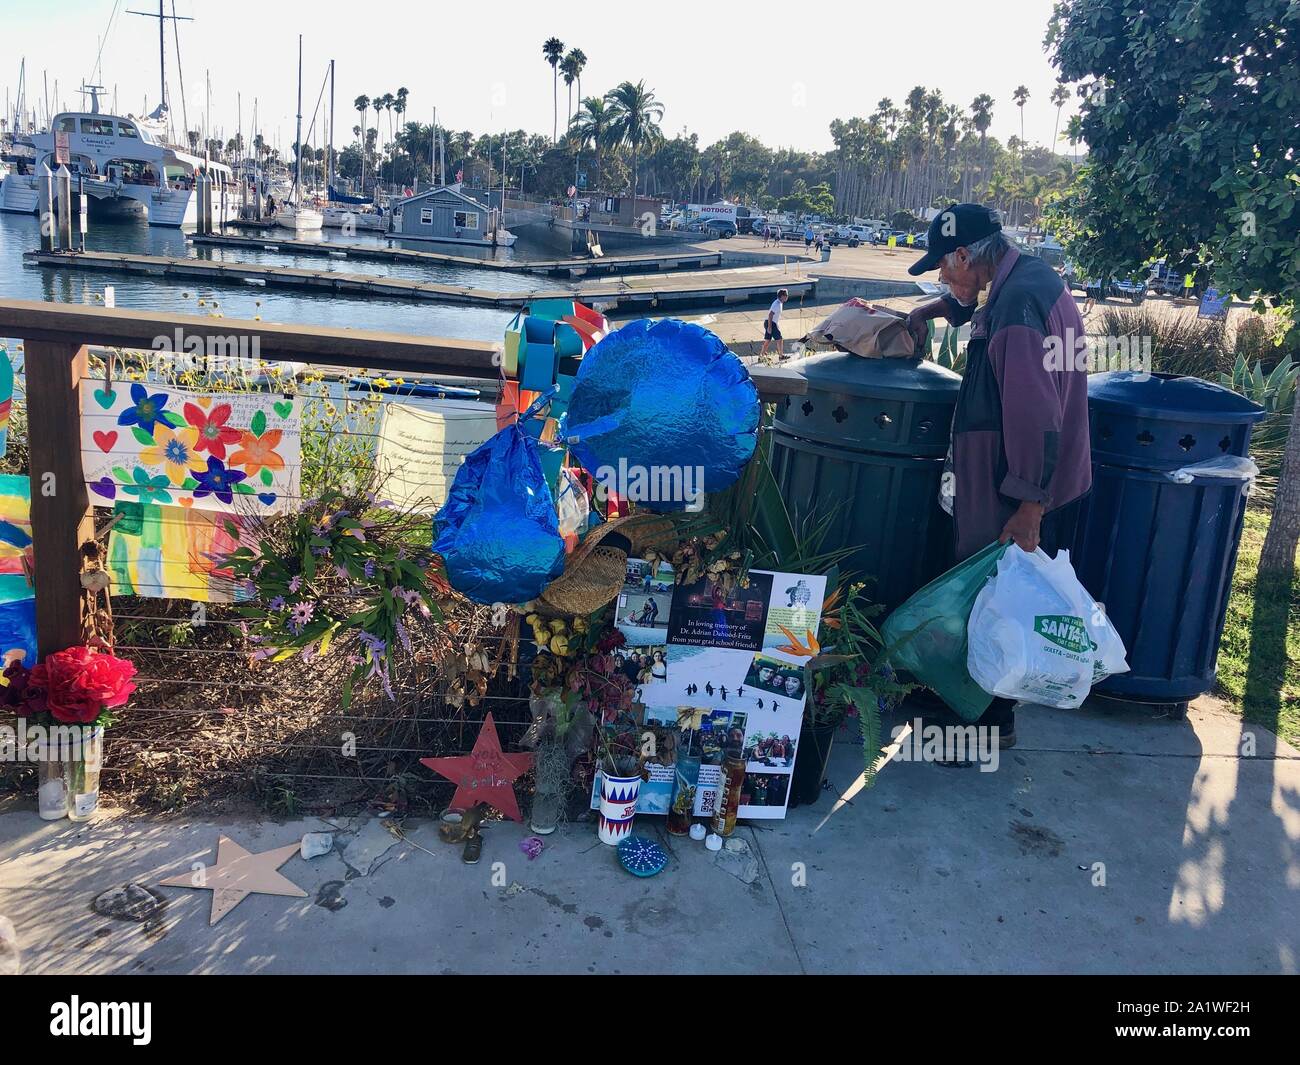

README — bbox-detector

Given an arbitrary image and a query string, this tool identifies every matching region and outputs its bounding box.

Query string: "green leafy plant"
[221,486,446,705]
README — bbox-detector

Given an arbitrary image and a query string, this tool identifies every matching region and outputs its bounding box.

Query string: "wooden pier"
[23,250,816,312]
[194,231,725,278]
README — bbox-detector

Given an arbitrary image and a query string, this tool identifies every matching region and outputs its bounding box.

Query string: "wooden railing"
[0,297,807,660]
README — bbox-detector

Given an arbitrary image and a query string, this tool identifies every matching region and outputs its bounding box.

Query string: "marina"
[190,231,727,277]
[22,248,817,312]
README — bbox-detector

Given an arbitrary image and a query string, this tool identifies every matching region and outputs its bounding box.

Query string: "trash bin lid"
[1088,372,1264,425]
[791,351,962,402]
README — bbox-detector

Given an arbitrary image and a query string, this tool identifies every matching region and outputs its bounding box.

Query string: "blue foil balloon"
[564,318,759,511]
[434,420,565,605]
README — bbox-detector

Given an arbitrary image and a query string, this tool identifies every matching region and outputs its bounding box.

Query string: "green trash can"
[769,353,961,611]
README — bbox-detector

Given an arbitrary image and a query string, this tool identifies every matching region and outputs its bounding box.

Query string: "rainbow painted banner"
[107,503,252,603]
[0,343,14,459]
[0,473,33,578]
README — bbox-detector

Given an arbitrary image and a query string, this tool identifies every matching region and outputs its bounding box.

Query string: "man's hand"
[999,501,1046,553]
[904,308,930,351]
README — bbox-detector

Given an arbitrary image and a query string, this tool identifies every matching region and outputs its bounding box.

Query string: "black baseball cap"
[907,203,1002,275]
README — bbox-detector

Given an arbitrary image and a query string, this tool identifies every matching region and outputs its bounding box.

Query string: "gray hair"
[944,230,1013,271]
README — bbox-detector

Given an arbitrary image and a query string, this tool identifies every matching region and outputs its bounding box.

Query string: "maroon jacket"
[942,247,1092,560]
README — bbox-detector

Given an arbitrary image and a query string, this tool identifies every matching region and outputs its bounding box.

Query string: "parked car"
[830,223,875,247]
[1107,275,1147,304]
[701,217,737,238]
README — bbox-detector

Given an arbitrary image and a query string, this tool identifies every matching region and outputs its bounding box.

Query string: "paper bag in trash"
[804,300,919,358]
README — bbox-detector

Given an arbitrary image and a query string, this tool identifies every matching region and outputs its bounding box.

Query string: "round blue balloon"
[564,319,759,511]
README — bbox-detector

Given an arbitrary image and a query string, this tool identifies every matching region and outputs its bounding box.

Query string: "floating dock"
[193,231,725,278]
[23,250,816,312]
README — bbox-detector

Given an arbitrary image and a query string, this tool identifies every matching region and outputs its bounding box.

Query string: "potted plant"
[792,582,912,807]
[2,646,137,820]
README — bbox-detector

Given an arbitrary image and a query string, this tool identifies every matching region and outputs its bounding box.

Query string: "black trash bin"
[1072,372,1266,709]
[769,354,961,611]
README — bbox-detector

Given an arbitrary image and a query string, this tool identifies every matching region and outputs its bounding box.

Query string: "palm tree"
[970,94,993,200]
[605,80,664,200]
[1050,84,1069,158]
[560,54,579,127]
[394,87,409,184]
[542,38,565,142]
[1012,85,1030,223]
[354,95,370,191]
[567,48,587,117]
[568,96,613,179]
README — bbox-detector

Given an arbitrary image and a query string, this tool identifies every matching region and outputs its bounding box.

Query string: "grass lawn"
[1216,509,1300,746]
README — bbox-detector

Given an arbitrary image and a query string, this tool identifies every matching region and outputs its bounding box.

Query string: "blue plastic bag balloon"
[434,400,565,605]
[564,318,759,511]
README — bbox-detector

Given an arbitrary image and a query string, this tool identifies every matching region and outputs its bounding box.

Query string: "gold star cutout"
[160,836,307,925]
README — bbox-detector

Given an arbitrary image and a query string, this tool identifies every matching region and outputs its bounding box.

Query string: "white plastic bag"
[967,547,1128,708]
[555,468,590,553]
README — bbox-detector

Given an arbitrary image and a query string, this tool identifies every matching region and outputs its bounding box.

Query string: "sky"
[1,0,1080,156]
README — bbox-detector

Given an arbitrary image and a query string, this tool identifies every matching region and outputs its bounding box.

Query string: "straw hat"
[532,511,677,617]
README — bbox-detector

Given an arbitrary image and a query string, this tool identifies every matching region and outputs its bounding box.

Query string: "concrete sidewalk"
[1,697,1296,974]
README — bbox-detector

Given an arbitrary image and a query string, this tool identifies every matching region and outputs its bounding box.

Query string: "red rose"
[27,646,136,725]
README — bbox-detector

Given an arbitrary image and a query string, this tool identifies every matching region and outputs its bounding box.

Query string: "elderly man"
[904,203,1092,747]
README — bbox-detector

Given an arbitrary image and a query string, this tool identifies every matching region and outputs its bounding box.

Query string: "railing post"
[24,340,92,656]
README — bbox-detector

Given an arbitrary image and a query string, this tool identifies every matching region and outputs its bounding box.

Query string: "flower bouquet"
[220,486,448,705]
[2,645,137,820]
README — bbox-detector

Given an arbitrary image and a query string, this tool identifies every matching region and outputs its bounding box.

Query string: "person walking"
[760,288,789,359]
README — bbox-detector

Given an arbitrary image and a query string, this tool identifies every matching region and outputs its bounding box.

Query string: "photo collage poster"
[593,562,826,821]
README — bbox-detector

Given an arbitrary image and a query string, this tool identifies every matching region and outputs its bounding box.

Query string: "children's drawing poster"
[107,502,253,604]
[593,568,825,822]
[80,382,300,516]
[0,474,33,578]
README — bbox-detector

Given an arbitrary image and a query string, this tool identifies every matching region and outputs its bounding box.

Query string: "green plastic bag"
[881,541,1010,722]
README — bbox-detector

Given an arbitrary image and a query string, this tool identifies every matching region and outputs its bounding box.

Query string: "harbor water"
[0,209,557,342]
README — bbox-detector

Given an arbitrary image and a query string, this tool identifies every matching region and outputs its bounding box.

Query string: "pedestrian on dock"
[761,288,789,359]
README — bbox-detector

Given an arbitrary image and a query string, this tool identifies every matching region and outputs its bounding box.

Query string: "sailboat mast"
[293,34,304,203]
[327,59,334,194]
[158,0,166,114]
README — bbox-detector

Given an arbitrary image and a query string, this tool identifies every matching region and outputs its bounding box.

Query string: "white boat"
[275,38,325,234]
[0,95,239,227]
[275,203,324,231]
[322,204,386,232]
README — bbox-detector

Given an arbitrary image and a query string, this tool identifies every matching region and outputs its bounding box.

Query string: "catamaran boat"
[0,96,239,227]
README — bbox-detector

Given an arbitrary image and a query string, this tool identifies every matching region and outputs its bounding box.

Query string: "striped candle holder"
[597,771,641,846]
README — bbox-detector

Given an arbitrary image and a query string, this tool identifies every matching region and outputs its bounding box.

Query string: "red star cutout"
[420,713,534,821]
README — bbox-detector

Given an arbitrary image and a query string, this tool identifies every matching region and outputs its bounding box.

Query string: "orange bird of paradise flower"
[775,624,820,657]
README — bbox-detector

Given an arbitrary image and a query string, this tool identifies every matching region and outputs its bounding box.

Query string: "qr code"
[697,789,717,816]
